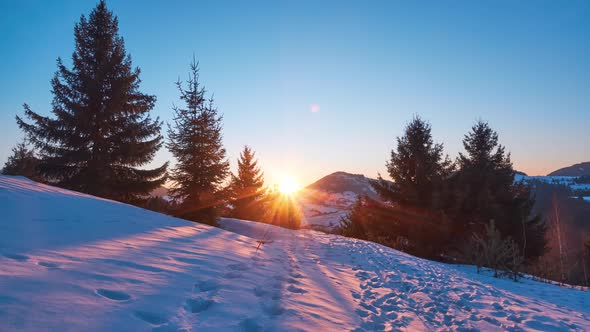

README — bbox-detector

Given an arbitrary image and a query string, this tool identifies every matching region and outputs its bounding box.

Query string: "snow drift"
[1,175,589,331]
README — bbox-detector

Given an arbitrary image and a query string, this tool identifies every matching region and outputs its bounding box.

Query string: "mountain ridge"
[548,161,590,176]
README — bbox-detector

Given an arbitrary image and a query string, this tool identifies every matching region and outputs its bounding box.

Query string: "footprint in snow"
[96,289,132,301]
[286,285,307,294]
[186,297,215,313]
[224,271,242,279]
[3,253,29,261]
[254,286,269,297]
[262,300,284,316]
[228,262,249,271]
[133,311,168,326]
[254,286,281,300]
[239,318,262,332]
[174,256,204,265]
[195,280,219,293]
[38,261,60,269]
[286,277,300,285]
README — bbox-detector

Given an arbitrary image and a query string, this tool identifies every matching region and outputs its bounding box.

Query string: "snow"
[298,189,356,230]
[1,175,590,331]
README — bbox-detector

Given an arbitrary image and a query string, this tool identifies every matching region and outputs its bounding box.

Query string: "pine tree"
[228,146,266,221]
[1,142,42,182]
[16,1,166,203]
[372,116,452,210]
[451,121,546,261]
[167,59,230,225]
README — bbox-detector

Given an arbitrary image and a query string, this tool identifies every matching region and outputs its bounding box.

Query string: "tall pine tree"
[16,1,167,203]
[228,146,266,221]
[372,116,452,210]
[167,59,230,225]
[450,121,546,261]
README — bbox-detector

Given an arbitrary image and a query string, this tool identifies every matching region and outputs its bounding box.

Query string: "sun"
[277,176,300,195]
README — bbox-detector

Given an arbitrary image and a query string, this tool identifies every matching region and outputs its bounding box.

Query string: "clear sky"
[1,0,589,186]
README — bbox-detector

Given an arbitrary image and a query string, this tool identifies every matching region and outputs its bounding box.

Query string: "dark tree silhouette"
[355,116,455,259]
[450,121,546,261]
[166,59,229,225]
[1,142,42,182]
[16,1,167,203]
[228,146,266,221]
[372,116,453,210]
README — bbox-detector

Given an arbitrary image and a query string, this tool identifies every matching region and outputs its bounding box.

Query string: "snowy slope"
[516,174,590,194]
[1,176,590,331]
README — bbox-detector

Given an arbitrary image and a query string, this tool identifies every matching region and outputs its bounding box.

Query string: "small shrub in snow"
[470,220,524,280]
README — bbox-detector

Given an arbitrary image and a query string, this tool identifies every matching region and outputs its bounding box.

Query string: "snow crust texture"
[1,175,589,331]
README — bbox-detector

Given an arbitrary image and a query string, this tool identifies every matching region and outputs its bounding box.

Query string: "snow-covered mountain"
[2,175,589,331]
[548,161,590,177]
[299,172,380,230]
[306,171,379,199]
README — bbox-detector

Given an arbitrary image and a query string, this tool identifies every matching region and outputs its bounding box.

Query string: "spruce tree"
[372,116,452,210]
[167,59,230,225]
[16,1,166,203]
[451,121,546,261]
[228,146,266,221]
[1,142,42,182]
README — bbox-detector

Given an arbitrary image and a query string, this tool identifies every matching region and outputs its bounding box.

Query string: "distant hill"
[299,172,384,230]
[305,171,379,199]
[548,162,590,176]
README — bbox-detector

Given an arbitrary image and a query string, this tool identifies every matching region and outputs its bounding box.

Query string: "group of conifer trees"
[2,1,281,226]
[1,0,548,256]
[341,116,547,267]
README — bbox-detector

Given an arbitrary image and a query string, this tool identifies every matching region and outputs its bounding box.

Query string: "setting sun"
[277,176,300,195]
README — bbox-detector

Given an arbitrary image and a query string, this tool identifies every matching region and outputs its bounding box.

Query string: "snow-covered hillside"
[548,161,590,177]
[516,174,590,193]
[1,175,590,331]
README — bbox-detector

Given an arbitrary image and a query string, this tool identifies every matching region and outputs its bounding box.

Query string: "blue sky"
[1,0,589,185]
